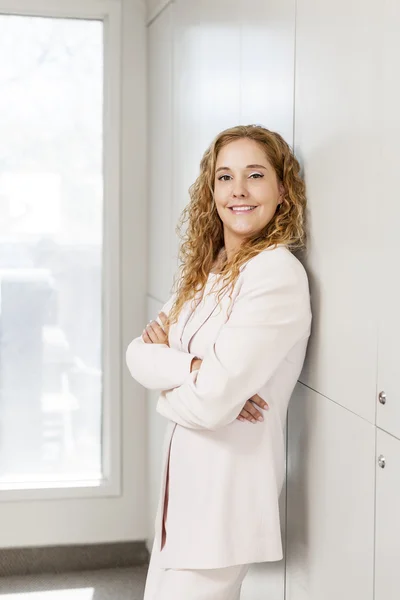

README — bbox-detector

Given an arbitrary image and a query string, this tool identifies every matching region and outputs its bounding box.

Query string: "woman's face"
[213,138,284,254]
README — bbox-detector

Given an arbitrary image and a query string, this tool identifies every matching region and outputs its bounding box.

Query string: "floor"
[0,566,148,599]
[0,561,283,599]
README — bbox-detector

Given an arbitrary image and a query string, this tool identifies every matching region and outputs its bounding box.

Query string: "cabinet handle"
[378,455,386,469]
[378,391,386,405]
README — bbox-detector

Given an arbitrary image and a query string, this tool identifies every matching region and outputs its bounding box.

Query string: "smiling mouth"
[228,206,257,213]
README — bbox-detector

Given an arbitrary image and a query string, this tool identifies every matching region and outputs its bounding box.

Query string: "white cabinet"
[290,1,399,598]
[294,0,381,424]
[286,384,375,600]
[375,429,400,600]
[376,0,400,442]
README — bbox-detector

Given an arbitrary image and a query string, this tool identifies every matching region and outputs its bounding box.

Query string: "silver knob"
[378,391,386,405]
[378,455,386,469]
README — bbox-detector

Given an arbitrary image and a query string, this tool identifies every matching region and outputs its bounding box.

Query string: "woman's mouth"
[228,205,257,214]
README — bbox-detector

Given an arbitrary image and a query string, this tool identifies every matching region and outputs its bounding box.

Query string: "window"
[0,14,104,484]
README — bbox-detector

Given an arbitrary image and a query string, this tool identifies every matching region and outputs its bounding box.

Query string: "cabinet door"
[375,429,400,600]
[286,384,375,600]
[376,0,400,441]
[294,0,381,423]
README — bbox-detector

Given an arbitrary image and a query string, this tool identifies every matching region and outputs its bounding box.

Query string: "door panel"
[286,384,375,600]
[376,0,400,441]
[294,0,382,423]
[375,429,400,600]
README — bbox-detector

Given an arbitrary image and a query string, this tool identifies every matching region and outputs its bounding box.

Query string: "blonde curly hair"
[165,124,307,332]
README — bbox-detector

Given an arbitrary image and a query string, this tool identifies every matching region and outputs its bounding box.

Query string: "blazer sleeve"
[156,251,312,430]
[125,294,197,391]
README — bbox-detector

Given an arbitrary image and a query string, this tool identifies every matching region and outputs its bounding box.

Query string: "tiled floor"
[0,566,148,599]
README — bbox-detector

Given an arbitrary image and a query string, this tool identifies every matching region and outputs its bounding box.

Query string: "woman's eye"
[218,173,263,181]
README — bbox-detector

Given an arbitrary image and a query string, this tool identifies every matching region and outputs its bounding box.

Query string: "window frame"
[0,0,122,501]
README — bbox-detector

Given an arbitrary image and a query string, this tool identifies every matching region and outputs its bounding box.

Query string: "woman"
[126,124,312,599]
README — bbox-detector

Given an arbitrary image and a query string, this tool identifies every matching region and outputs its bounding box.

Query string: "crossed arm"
[126,252,311,432]
[125,295,199,391]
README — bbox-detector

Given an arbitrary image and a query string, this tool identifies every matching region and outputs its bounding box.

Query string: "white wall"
[145,0,400,599]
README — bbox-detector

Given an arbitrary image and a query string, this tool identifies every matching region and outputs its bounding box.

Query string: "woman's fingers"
[238,406,261,423]
[238,400,267,423]
[158,312,168,326]
[146,323,159,343]
[143,320,168,344]
[143,322,159,343]
[245,401,264,422]
[237,408,256,423]
[150,320,167,341]
[250,393,269,410]
[142,330,152,343]
[143,325,157,343]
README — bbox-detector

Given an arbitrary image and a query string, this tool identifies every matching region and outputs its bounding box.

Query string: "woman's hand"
[237,394,269,423]
[190,357,203,372]
[190,358,268,423]
[142,312,169,346]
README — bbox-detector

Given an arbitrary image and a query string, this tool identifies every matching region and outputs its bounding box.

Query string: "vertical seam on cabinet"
[284,414,289,600]
[372,426,377,600]
[374,297,379,425]
[373,238,379,600]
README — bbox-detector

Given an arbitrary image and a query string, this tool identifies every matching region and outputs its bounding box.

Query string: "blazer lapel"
[169,284,222,353]
[168,299,193,352]
[167,287,205,352]
[180,292,215,353]
[182,281,234,353]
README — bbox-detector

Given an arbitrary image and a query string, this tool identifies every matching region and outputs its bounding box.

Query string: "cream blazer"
[126,244,312,569]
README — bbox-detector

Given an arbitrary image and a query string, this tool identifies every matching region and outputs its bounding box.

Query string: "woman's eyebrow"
[215,164,268,173]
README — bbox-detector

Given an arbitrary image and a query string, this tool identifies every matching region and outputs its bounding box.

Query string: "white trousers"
[143,537,250,600]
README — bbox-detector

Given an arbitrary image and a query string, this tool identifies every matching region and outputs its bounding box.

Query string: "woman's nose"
[232,183,248,197]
